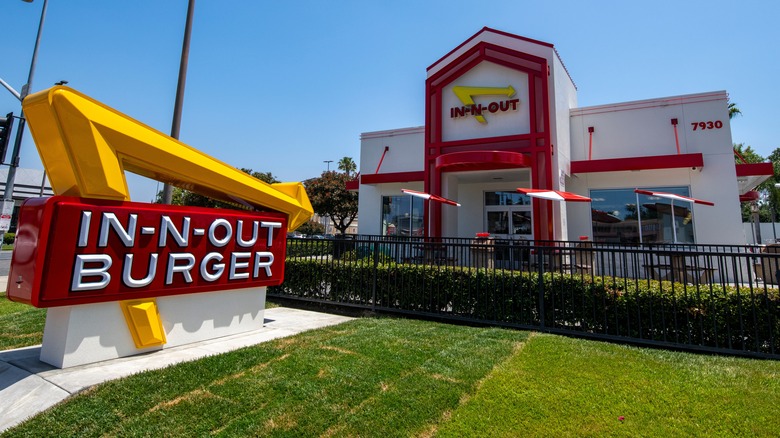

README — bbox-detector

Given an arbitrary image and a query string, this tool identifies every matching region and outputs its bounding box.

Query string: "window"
[590,187,694,244]
[381,195,424,236]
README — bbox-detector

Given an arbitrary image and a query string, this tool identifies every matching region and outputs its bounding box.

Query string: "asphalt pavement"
[0,250,11,277]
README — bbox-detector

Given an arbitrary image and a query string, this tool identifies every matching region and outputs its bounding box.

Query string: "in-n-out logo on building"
[449,85,520,124]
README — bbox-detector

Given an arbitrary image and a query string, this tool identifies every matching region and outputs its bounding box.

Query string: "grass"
[2,309,778,436]
[0,292,46,350]
[438,333,780,437]
[5,318,526,437]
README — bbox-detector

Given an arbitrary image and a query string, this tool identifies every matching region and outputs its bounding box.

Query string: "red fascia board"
[345,179,359,191]
[427,27,553,72]
[571,153,704,174]
[735,162,774,177]
[361,171,425,185]
[740,190,760,202]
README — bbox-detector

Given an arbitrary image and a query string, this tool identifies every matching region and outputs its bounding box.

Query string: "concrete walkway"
[0,304,354,432]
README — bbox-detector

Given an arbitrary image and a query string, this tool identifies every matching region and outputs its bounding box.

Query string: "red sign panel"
[7,196,288,307]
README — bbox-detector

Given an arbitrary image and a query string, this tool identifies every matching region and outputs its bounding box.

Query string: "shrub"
[271,259,780,355]
[3,232,14,245]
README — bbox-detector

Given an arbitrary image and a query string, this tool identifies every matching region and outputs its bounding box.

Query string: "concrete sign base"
[40,287,266,368]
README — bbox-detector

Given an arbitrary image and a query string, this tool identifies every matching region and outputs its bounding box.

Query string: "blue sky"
[3,0,778,202]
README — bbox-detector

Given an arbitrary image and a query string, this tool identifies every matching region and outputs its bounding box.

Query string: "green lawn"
[3,316,779,437]
[0,292,46,350]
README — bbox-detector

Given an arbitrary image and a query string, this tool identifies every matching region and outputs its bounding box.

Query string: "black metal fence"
[269,235,780,359]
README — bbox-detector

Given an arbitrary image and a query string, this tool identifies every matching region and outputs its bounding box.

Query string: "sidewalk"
[0,304,354,432]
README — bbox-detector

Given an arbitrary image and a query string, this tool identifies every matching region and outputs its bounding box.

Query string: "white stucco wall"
[359,127,425,175]
[568,91,745,244]
[569,92,732,161]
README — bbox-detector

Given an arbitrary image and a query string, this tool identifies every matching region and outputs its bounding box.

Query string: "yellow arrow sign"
[452,85,517,123]
[22,86,313,229]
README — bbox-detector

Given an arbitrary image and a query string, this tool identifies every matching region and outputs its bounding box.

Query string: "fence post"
[371,243,379,311]
[537,246,545,328]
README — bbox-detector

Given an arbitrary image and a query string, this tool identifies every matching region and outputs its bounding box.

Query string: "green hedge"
[285,239,333,257]
[270,259,780,355]
[3,232,14,245]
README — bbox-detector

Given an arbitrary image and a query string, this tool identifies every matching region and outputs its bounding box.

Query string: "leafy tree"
[338,156,357,177]
[305,170,358,235]
[155,168,280,209]
[297,220,325,236]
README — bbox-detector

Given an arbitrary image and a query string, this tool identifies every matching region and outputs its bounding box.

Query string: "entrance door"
[484,191,533,240]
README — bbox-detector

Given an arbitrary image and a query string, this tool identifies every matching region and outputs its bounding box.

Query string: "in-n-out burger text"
[450,99,520,120]
[7,196,289,307]
[72,212,282,291]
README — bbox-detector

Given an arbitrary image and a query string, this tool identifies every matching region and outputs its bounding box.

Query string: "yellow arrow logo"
[22,86,313,229]
[452,85,517,124]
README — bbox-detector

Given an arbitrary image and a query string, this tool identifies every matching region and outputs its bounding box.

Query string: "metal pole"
[3,0,49,205]
[671,199,678,244]
[162,0,195,204]
[636,192,643,244]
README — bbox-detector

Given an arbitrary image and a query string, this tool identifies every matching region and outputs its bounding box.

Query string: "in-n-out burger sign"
[7,86,314,360]
[449,85,520,124]
[9,197,288,307]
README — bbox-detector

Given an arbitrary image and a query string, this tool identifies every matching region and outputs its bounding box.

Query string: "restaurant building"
[350,28,772,245]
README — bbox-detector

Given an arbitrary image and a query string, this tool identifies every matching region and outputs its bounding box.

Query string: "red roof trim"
[361,171,425,185]
[735,162,774,177]
[740,190,760,202]
[435,151,531,172]
[571,153,704,174]
[345,179,359,191]
[427,27,553,72]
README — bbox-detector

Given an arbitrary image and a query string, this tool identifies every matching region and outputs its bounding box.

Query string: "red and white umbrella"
[401,189,461,206]
[634,189,714,243]
[401,189,460,237]
[634,189,714,207]
[517,188,592,202]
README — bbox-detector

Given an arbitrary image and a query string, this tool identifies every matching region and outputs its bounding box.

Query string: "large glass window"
[590,187,694,244]
[381,195,424,236]
[485,191,532,206]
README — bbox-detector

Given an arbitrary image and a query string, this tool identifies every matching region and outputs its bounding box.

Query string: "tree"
[337,156,356,177]
[297,220,325,236]
[304,170,358,235]
[155,168,280,209]
[728,102,742,120]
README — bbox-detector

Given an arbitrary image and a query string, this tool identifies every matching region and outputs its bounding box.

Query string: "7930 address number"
[691,120,723,130]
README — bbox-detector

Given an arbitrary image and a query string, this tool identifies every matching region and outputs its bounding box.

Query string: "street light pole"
[162,0,196,204]
[3,0,48,204]
[2,0,49,236]
[324,160,333,171]
[773,183,780,243]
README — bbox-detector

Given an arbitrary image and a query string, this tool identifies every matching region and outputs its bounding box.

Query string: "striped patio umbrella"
[516,188,592,202]
[401,189,460,237]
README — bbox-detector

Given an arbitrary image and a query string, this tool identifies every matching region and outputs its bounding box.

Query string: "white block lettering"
[209,219,232,247]
[159,216,190,247]
[165,253,196,284]
[229,252,251,279]
[98,213,137,247]
[254,252,274,278]
[200,252,224,282]
[122,253,158,288]
[71,254,112,291]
